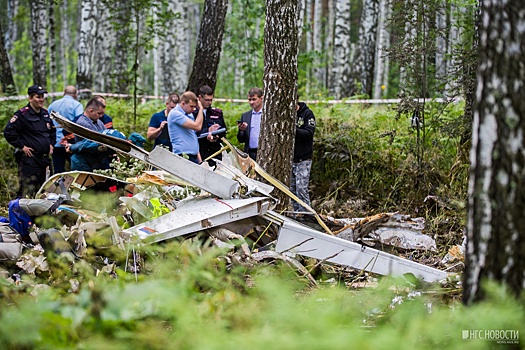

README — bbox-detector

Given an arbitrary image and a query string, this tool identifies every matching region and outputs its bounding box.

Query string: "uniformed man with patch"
[4,85,56,198]
[194,85,227,166]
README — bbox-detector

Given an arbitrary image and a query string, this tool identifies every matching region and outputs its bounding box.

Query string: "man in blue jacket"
[65,98,107,171]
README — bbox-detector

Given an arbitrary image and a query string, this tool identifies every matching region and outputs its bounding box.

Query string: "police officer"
[4,85,56,198]
[194,85,227,166]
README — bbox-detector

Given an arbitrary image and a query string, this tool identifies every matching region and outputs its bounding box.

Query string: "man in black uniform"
[290,101,316,216]
[4,85,56,198]
[194,85,227,166]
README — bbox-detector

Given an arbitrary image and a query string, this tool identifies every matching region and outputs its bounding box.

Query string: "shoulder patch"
[10,115,18,123]
[212,107,222,113]
[20,106,29,113]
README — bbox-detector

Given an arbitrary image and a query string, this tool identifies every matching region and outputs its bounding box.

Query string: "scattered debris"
[0,111,452,285]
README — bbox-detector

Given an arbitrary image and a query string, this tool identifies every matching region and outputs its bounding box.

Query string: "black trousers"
[17,154,50,198]
[248,148,258,161]
[52,146,71,174]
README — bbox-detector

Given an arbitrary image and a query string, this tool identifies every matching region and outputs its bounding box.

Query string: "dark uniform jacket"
[294,102,315,163]
[4,104,55,157]
[194,107,227,160]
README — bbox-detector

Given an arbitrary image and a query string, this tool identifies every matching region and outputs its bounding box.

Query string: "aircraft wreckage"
[1,111,450,283]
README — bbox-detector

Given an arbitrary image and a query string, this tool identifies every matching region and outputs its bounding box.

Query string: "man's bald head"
[64,86,77,96]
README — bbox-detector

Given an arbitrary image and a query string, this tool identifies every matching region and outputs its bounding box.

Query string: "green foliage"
[0,100,22,201]
[0,239,523,349]
[217,0,265,97]
[9,30,32,93]
[311,102,467,215]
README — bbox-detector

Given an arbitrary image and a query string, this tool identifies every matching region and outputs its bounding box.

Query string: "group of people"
[4,84,316,215]
[146,85,316,215]
[4,85,119,198]
[147,85,227,166]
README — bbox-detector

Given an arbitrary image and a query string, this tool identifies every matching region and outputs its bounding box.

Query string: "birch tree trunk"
[260,0,298,211]
[330,0,352,98]
[0,20,17,95]
[29,0,48,87]
[372,0,390,99]
[113,2,132,94]
[399,2,417,89]
[76,0,98,97]
[6,0,20,65]
[460,1,480,145]
[312,0,324,86]
[434,0,447,93]
[153,33,160,96]
[305,0,312,95]
[353,0,379,97]
[48,2,57,92]
[296,0,306,44]
[464,0,525,304]
[186,0,229,93]
[445,3,461,96]
[161,0,189,94]
[59,0,69,88]
[94,1,115,92]
[324,0,334,90]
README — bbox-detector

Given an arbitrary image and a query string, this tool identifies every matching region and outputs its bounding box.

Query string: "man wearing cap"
[4,85,56,198]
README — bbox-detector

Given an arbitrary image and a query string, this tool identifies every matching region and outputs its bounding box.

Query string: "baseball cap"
[28,85,47,95]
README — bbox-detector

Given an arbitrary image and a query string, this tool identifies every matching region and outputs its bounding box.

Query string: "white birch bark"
[29,0,48,86]
[445,3,462,96]
[6,0,19,55]
[354,0,379,97]
[313,0,324,85]
[325,0,334,90]
[296,0,306,44]
[113,1,131,94]
[153,33,160,96]
[94,3,115,92]
[76,0,98,93]
[435,0,447,90]
[372,0,390,99]
[48,3,57,92]
[160,0,189,94]
[330,0,352,98]
[59,0,69,89]
[465,0,525,303]
[305,0,312,95]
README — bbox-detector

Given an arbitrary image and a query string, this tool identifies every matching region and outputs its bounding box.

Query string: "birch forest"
[0,0,477,100]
